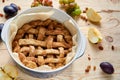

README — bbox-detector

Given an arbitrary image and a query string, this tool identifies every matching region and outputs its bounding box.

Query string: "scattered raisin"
[88,56,91,61]
[88,65,91,69]
[111,45,114,51]
[87,23,90,25]
[85,65,91,73]
[85,68,90,73]
[80,15,88,22]
[88,54,90,56]
[2,0,5,3]
[98,45,104,50]
[85,7,88,11]
[18,6,21,10]
[83,10,86,13]
[5,15,10,19]
[85,19,88,22]
[83,7,88,13]
[93,66,96,71]
[0,13,4,17]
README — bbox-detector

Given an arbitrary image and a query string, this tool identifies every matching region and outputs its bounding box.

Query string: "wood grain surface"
[0,0,120,80]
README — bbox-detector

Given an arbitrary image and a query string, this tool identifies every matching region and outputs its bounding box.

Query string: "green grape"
[75,4,80,9]
[59,0,81,17]
[59,0,63,4]
[66,7,74,14]
[68,0,75,3]
[63,0,69,4]
[31,1,41,7]
[59,0,75,4]
[69,2,77,8]
[71,8,81,16]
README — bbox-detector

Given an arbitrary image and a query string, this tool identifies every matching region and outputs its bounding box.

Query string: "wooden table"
[0,0,120,80]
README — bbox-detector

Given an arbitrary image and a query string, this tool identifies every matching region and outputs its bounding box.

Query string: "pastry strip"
[46,36,53,49]
[46,29,64,35]
[37,27,46,40]
[27,28,38,34]
[14,24,32,40]
[12,41,20,53]
[19,39,70,48]
[59,47,64,58]
[37,56,45,66]
[35,49,59,55]
[19,39,46,47]
[45,58,65,63]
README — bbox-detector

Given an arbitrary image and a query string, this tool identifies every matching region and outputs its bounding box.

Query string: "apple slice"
[3,65,18,78]
[88,27,102,43]
[0,68,12,80]
[86,8,101,23]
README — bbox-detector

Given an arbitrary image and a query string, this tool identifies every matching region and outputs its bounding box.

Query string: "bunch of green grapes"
[31,0,53,7]
[59,0,81,17]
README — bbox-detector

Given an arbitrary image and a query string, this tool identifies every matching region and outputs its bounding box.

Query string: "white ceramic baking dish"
[1,6,86,78]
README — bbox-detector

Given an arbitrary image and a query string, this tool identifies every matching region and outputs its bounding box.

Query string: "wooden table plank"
[0,0,120,80]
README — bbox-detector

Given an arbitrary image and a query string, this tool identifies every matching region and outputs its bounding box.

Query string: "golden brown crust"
[12,19,73,69]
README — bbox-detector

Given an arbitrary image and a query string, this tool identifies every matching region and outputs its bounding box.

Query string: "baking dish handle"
[75,33,86,59]
[1,18,13,42]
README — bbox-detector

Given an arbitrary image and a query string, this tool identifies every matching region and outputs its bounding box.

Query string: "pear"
[88,27,102,43]
[0,68,12,80]
[86,8,101,23]
[3,65,18,78]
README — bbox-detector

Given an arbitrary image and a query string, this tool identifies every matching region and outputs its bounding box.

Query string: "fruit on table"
[71,8,81,16]
[88,27,102,43]
[59,0,69,4]
[0,69,12,80]
[0,64,18,80]
[31,0,53,7]
[3,3,18,17]
[86,8,101,22]
[3,65,18,78]
[44,0,53,6]
[10,3,19,12]
[31,1,41,7]
[59,0,81,17]
[59,0,75,4]
[4,6,17,16]
[0,23,4,29]
[69,0,75,3]
[100,62,114,74]
[0,23,4,40]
